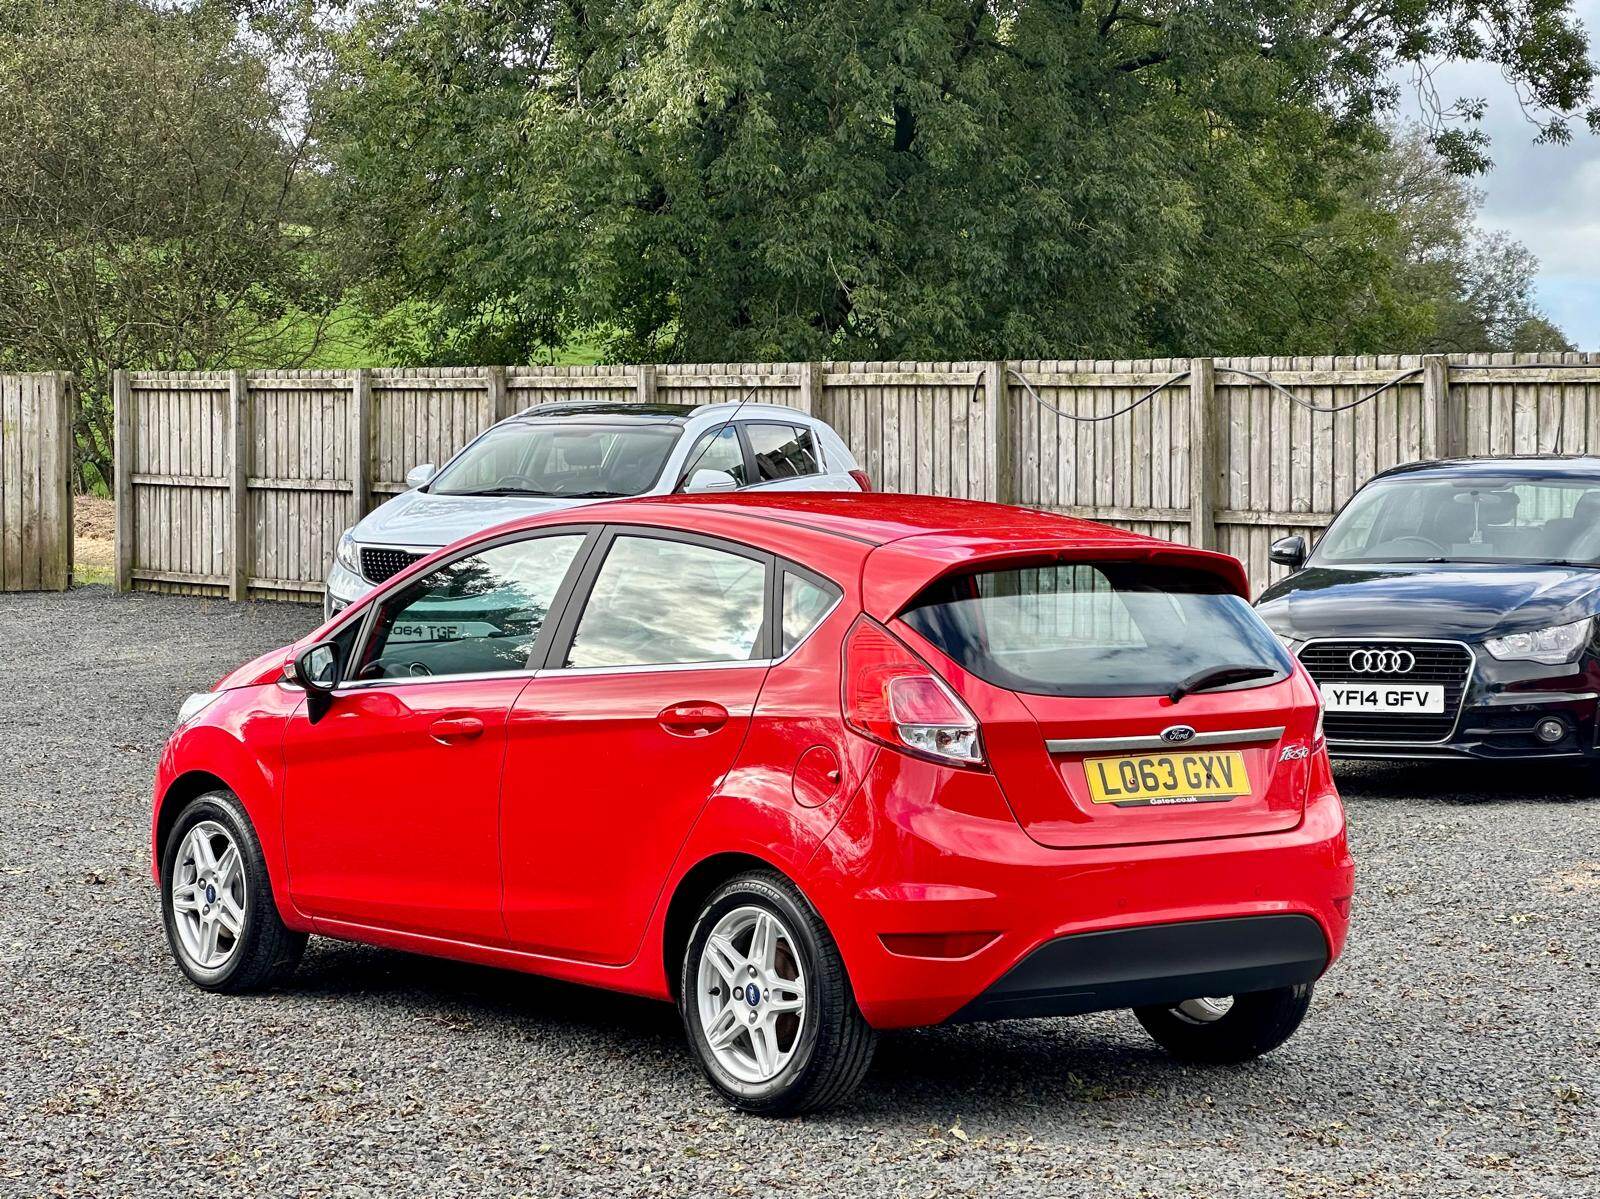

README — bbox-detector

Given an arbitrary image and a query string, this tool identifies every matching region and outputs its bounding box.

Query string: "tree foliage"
[0,0,343,487]
[320,0,1593,364]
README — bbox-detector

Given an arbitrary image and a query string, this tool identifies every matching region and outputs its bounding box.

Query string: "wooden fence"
[110,352,1600,601]
[0,373,73,592]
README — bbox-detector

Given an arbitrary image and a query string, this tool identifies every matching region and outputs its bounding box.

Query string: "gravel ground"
[3,586,1598,1198]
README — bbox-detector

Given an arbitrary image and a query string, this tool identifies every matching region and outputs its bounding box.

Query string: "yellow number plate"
[1084,751,1251,807]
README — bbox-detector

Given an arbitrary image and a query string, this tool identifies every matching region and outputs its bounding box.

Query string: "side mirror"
[292,640,342,723]
[683,468,739,494]
[1269,534,1307,571]
[405,462,437,489]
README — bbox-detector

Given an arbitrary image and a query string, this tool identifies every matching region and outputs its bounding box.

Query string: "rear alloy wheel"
[1134,983,1314,1064]
[161,791,306,992]
[680,871,875,1115]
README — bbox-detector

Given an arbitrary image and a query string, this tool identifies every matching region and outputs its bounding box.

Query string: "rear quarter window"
[901,563,1290,698]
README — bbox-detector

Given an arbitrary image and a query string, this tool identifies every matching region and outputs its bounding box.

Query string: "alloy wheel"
[170,820,247,971]
[695,905,808,1084]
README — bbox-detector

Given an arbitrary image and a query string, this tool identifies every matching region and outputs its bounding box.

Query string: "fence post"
[797,361,824,418]
[1421,354,1458,459]
[351,369,373,520]
[487,365,512,424]
[636,363,657,405]
[228,370,249,601]
[1188,357,1220,550]
[112,370,133,592]
[48,372,74,590]
[985,360,1013,505]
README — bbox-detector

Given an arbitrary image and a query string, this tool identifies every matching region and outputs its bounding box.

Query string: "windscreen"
[1317,474,1600,564]
[901,563,1290,698]
[430,423,682,499]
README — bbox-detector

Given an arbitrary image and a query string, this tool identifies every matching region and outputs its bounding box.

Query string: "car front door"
[499,529,774,963]
[281,529,593,942]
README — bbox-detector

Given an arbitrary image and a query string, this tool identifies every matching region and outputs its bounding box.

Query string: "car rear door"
[499,528,775,963]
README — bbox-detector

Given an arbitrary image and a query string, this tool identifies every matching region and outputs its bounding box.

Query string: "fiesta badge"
[1160,725,1197,745]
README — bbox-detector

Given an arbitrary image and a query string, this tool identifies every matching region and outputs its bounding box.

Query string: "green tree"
[320,0,1596,365]
[0,0,345,489]
[1349,127,1571,353]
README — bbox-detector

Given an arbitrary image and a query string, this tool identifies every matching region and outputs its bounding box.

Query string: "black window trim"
[331,524,605,690]
[543,525,780,674]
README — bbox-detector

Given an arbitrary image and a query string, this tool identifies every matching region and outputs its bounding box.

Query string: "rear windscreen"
[900,563,1291,698]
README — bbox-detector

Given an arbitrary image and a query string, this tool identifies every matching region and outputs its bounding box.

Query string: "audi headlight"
[1483,616,1594,666]
[335,528,361,574]
[176,691,222,729]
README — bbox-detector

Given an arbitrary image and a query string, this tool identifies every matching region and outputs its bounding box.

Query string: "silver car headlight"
[1483,616,1594,666]
[335,528,361,574]
[176,691,222,729]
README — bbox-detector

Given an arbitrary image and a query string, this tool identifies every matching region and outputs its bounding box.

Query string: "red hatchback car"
[154,494,1354,1113]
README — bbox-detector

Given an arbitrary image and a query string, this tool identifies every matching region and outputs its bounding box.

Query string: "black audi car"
[1256,456,1600,761]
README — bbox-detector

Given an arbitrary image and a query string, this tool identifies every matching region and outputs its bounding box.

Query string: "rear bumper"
[805,751,1354,1030]
[950,914,1327,1023]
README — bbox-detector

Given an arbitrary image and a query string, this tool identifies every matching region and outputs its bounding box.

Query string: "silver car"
[325,400,866,617]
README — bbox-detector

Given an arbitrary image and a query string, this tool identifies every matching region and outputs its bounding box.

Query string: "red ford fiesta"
[153,494,1354,1114]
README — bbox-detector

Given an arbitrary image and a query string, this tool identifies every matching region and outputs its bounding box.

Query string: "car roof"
[1373,455,1600,483]
[472,493,1253,614]
[509,400,822,425]
[511,402,698,423]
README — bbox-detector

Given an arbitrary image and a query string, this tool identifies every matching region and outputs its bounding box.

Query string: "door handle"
[429,715,485,744]
[657,701,729,738]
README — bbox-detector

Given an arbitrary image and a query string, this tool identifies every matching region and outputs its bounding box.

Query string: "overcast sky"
[1416,1,1600,348]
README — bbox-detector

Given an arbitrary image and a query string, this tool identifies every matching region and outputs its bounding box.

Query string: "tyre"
[1134,983,1314,1064]
[160,790,306,992]
[678,870,876,1115]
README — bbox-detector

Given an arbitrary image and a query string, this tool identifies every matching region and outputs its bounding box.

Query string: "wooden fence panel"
[818,361,994,499]
[1008,358,1193,544]
[122,372,230,595]
[0,373,73,591]
[246,371,359,598]
[371,368,499,497]
[110,354,1600,603]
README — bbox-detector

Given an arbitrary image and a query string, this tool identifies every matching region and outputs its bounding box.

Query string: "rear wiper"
[1168,664,1280,704]
[559,490,628,498]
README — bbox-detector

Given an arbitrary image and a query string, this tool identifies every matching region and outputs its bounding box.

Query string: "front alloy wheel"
[680,871,875,1115]
[160,791,306,992]
[170,820,247,971]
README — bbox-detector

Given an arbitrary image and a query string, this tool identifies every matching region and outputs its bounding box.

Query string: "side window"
[679,426,747,487]
[748,423,821,482]
[566,535,768,668]
[357,534,586,680]
[782,571,839,653]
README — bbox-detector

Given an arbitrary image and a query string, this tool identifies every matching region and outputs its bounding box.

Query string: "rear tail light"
[848,469,873,492]
[843,617,985,767]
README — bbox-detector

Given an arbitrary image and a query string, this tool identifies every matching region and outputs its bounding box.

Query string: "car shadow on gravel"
[281,938,1311,1118]
[1335,759,1600,804]
[286,939,684,1047]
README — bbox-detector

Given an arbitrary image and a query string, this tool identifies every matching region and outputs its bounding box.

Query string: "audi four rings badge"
[1348,649,1415,673]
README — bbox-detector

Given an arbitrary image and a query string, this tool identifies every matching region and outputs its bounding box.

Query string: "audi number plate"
[1320,683,1444,714]
[1084,751,1251,807]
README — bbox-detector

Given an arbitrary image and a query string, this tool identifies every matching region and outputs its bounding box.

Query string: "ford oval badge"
[1160,725,1196,745]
